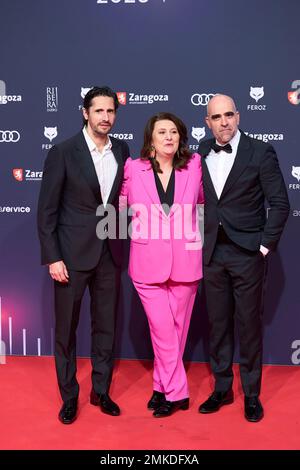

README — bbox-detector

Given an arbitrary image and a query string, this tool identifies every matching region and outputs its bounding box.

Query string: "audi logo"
[0,130,21,142]
[191,93,216,106]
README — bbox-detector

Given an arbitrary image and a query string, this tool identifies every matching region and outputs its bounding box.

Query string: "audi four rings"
[0,130,20,142]
[191,93,216,106]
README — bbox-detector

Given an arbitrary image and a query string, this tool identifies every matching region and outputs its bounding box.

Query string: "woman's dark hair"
[140,112,191,172]
[82,86,119,125]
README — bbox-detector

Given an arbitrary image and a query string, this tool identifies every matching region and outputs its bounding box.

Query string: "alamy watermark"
[96,202,204,250]
[0,80,6,105]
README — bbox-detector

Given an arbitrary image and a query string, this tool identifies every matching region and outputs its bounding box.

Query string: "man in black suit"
[198,94,289,422]
[38,86,130,424]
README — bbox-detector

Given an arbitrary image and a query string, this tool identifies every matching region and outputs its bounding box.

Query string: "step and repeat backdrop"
[0,0,299,365]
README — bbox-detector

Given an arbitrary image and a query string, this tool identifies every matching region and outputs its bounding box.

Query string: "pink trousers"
[133,279,199,401]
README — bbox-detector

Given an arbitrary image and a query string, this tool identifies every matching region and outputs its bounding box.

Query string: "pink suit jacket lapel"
[139,161,189,217]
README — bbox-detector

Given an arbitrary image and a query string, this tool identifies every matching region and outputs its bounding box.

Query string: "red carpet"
[0,357,299,450]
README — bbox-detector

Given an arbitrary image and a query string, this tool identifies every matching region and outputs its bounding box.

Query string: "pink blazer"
[120,153,204,283]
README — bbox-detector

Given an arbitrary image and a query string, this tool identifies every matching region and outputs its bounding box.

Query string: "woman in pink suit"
[120,112,204,417]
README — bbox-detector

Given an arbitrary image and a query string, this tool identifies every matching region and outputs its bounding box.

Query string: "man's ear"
[82,107,88,120]
[205,116,211,130]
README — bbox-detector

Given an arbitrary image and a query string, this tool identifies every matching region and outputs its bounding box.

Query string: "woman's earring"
[150,145,156,158]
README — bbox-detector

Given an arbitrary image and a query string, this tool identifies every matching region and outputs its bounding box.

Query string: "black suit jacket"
[198,131,290,265]
[37,131,130,270]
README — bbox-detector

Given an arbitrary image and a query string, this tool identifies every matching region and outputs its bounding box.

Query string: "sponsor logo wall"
[0,0,299,364]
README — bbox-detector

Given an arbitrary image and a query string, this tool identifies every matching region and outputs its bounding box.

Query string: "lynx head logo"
[191,127,206,142]
[250,87,264,102]
[292,166,300,182]
[44,126,57,142]
[81,87,92,99]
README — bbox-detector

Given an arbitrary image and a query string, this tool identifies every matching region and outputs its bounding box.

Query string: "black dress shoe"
[244,396,264,422]
[58,398,78,424]
[153,398,189,418]
[199,389,234,414]
[147,391,166,410]
[90,389,120,416]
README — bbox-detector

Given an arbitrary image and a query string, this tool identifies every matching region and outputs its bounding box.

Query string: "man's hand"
[260,245,269,257]
[49,261,69,283]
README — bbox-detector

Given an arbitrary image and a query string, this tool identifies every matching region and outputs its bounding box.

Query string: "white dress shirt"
[83,127,118,206]
[205,130,240,199]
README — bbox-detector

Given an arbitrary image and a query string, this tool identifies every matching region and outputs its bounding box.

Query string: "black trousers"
[203,227,267,397]
[54,241,121,402]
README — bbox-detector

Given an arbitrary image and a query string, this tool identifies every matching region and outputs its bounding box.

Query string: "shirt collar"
[82,126,112,153]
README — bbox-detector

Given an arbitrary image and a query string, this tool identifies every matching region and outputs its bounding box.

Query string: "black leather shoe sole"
[58,413,77,425]
[244,409,264,422]
[99,406,120,417]
[245,413,264,422]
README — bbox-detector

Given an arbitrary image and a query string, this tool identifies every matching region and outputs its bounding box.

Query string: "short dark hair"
[141,112,191,172]
[82,86,119,126]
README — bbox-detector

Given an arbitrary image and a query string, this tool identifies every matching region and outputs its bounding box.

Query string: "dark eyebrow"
[95,107,115,112]
[157,127,178,131]
[210,111,235,120]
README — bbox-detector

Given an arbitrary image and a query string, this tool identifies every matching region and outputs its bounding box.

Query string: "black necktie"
[211,142,232,154]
